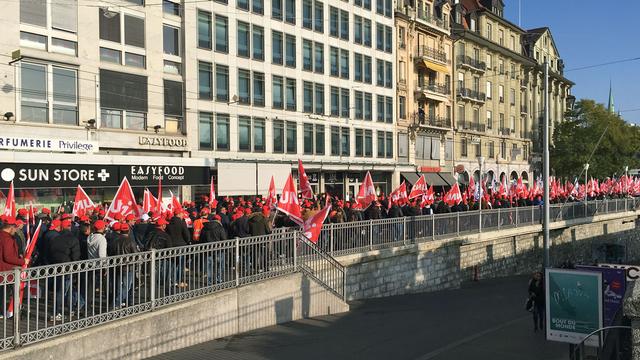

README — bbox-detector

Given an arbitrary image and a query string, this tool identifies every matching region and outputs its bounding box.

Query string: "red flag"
[72,185,95,218]
[408,175,428,199]
[355,171,377,209]
[3,180,15,218]
[28,203,35,225]
[156,177,163,214]
[277,174,303,225]
[209,176,218,209]
[420,185,435,207]
[266,176,277,210]
[467,176,476,200]
[142,188,158,214]
[104,178,140,221]
[444,183,463,206]
[298,159,314,199]
[388,181,408,209]
[170,191,183,213]
[302,203,331,244]
[7,220,43,317]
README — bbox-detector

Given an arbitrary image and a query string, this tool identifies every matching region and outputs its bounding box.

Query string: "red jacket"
[0,231,24,272]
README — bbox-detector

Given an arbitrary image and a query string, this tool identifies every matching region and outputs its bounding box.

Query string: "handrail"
[570,325,631,360]
[297,233,346,301]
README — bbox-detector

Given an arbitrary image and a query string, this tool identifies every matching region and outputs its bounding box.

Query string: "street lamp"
[584,163,589,214]
[478,156,485,232]
[625,166,629,195]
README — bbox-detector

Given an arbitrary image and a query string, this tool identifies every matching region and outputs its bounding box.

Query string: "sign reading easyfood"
[0,136,97,153]
[546,269,603,347]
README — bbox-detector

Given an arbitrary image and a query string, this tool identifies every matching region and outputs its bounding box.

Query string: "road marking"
[413,315,531,360]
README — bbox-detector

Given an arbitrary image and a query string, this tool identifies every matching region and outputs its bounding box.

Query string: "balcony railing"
[417,46,449,64]
[520,131,532,139]
[457,121,486,132]
[521,105,528,114]
[416,80,450,96]
[415,112,452,128]
[416,8,450,30]
[499,127,514,136]
[457,55,486,72]
[456,88,486,103]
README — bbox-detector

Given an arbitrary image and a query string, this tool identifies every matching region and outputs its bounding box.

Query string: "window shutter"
[52,0,77,32]
[20,0,46,27]
[124,15,145,48]
[164,80,183,117]
[100,69,148,112]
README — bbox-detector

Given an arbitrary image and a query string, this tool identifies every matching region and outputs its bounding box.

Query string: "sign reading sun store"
[0,163,210,188]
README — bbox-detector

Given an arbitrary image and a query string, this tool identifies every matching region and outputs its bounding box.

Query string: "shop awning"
[400,172,420,185]
[439,173,458,187]
[419,60,449,74]
[422,172,448,187]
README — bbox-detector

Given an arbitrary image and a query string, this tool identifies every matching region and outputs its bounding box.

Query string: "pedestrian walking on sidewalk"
[527,271,545,333]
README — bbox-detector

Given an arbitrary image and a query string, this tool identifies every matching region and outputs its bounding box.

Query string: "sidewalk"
[149,275,567,360]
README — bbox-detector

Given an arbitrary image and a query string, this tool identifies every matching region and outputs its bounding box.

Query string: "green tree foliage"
[551,99,640,180]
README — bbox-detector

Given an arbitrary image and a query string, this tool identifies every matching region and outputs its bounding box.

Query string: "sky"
[503,0,640,124]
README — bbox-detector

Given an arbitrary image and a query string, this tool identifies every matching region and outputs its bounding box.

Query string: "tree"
[551,99,640,180]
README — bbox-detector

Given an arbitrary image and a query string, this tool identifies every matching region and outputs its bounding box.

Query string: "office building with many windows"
[0,0,398,202]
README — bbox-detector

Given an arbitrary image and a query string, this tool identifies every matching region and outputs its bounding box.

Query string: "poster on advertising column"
[575,265,626,327]
[546,269,602,347]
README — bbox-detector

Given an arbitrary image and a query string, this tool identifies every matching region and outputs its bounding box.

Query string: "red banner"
[355,171,377,209]
[277,174,302,225]
[303,204,331,244]
[72,184,95,218]
[408,175,428,199]
[104,178,140,221]
[298,159,314,199]
[3,180,15,218]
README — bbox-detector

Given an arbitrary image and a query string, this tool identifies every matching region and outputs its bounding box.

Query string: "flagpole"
[543,60,550,269]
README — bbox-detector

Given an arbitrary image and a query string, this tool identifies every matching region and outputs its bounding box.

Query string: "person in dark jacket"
[13,220,27,257]
[248,207,272,273]
[48,219,83,321]
[0,219,27,316]
[388,204,404,241]
[113,224,138,308]
[218,207,231,234]
[38,219,61,266]
[144,218,175,294]
[77,222,91,260]
[201,215,228,284]
[230,210,251,238]
[166,211,190,288]
[528,271,545,332]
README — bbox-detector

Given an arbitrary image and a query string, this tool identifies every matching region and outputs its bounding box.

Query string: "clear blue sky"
[504,0,640,124]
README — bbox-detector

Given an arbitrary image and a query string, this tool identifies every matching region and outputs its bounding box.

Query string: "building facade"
[395,0,457,189]
[451,0,536,187]
[522,27,574,177]
[0,0,398,206]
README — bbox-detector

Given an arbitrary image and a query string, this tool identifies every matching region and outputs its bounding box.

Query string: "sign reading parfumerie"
[0,136,98,153]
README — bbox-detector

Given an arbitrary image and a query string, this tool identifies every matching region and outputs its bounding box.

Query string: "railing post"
[625,197,628,212]
[531,205,534,225]
[456,211,460,236]
[235,237,240,286]
[150,249,156,310]
[292,230,298,270]
[330,223,334,254]
[403,217,407,245]
[515,206,519,227]
[432,215,435,240]
[497,208,501,230]
[13,268,21,347]
[478,209,482,233]
[369,220,373,250]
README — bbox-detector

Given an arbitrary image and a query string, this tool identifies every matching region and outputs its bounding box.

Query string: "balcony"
[416,8,450,31]
[457,55,486,73]
[414,112,451,129]
[416,46,449,64]
[520,79,528,89]
[519,131,532,140]
[415,80,450,100]
[499,127,514,136]
[457,121,486,132]
[521,105,528,114]
[456,88,486,103]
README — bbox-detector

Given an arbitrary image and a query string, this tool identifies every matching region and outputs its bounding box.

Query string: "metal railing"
[0,230,337,350]
[457,121,486,132]
[416,80,450,95]
[457,55,487,72]
[499,127,513,136]
[416,9,449,30]
[457,88,486,102]
[0,197,637,351]
[414,112,452,128]
[416,46,449,64]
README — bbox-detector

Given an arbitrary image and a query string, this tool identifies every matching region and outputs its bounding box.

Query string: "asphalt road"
[150,275,567,360]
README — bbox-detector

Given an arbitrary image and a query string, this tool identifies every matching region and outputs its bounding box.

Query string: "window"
[510,115,515,130]
[215,15,228,53]
[124,52,145,68]
[330,86,339,116]
[340,10,349,40]
[100,47,121,64]
[238,0,250,12]
[486,110,492,129]
[285,34,296,67]
[272,75,284,108]
[253,0,264,14]
[498,29,504,45]
[285,0,295,23]
[354,53,362,82]
[304,123,314,154]
[486,81,492,99]
[239,116,252,151]
[99,8,120,42]
[501,141,506,159]
[20,32,47,51]
[355,129,363,157]
[377,131,385,158]
[499,59,504,74]
[253,25,264,60]
[385,61,392,88]
[364,93,372,121]
[273,120,285,153]
[314,42,324,73]
[488,141,494,158]
[385,132,393,158]
[51,38,77,56]
[340,49,349,79]
[164,80,183,133]
[286,78,296,110]
[272,0,282,19]
[511,35,516,50]
[330,47,339,76]
[376,0,383,15]
[164,60,181,75]
[238,69,251,104]
[198,61,213,100]
[341,127,350,156]
[216,113,230,150]
[303,0,312,29]
[163,25,179,56]
[124,15,145,48]
[314,83,324,115]
[510,88,516,106]
[237,21,250,57]
[253,72,265,107]
[163,0,180,15]
[486,54,492,69]
[215,64,229,102]
[399,96,406,119]
[363,19,372,47]
[314,1,324,32]
[303,123,324,155]
[21,63,79,125]
[385,97,393,123]
[510,63,516,79]
[303,39,313,71]
[499,113,505,129]
[272,31,283,64]
[254,118,266,152]
[376,23,383,50]
[316,124,325,155]
[376,95,384,122]
[331,126,340,156]
[363,56,372,83]
[365,130,373,157]
[304,81,313,113]
[340,88,350,118]
[398,27,405,49]
[286,121,297,153]
[199,112,213,150]
[99,69,147,129]
[330,7,338,37]
[354,15,362,44]
[498,85,504,102]
[376,59,384,86]
[355,91,363,119]
[461,138,467,157]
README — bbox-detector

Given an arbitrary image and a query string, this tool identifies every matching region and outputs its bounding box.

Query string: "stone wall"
[342,211,640,301]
